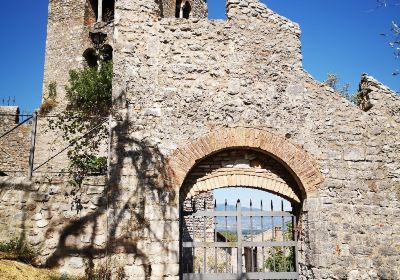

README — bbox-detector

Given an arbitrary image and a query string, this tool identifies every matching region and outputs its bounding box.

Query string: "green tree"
[263,222,295,272]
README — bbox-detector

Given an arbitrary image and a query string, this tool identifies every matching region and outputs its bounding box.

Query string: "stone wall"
[0,0,399,279]
[0,176,111,275]
[111,0,400,278]
[160,0,208,18]
[0,106,31,176]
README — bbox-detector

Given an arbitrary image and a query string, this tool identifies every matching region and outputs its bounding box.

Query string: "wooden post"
[28,112,38,179]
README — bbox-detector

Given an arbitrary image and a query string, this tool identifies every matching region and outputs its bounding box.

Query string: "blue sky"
[0,0,398,114]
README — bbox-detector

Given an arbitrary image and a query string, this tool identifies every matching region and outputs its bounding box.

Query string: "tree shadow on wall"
[43,109,178,279]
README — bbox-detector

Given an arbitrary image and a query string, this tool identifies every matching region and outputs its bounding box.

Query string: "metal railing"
[0,113,112,178]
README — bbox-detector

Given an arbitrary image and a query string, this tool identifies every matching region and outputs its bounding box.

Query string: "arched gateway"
[167,128,324,279]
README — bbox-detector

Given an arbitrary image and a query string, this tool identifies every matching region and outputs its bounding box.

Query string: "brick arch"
[183,168,301,203]
[167,127,324,198]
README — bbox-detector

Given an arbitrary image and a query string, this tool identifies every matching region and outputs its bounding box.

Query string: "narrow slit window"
[182,1,191,19]
[175,0,182,18]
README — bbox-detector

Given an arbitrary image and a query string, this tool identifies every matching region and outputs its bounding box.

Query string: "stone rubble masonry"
[160,0,208,19]
[0,106,31,176]
[0,0,399,279]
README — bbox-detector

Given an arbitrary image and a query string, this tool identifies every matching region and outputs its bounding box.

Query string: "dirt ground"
[0,256,59,280]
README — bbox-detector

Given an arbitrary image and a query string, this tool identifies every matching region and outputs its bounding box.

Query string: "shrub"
[65,61,112,116]
[39,81,58,115]
[81,262,125,280]
[39,99,58,115]
[69,155,107,175]
[0,238,37,264]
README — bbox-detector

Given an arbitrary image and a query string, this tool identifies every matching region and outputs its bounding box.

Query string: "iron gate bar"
[225,199,229,273]
[181,199,299,280]
[237,200,243,275]
[182,272,299,280]
[187,211,293,217]
[28,112,38,178]
[182,241,297,248]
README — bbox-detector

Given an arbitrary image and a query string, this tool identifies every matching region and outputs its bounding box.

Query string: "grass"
[0,259,59,280]
[0,238,36,264]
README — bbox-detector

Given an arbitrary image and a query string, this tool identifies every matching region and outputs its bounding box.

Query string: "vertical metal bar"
[294,215,299,273]
[250,199,254,272]
[203,199,206,273]
[237,200,243,276]
[192,198,196,273]
[261,200,264,272]
[290,214,294,272]
[225,199,228,273]
[180,204,185,275]
[214,199,217,273]
[28,112,38,179]
[281,200,286,272]
[271,200,276,272]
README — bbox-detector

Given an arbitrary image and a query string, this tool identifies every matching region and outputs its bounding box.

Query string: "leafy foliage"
[263,246,295,272]
[70,155,107,175]
[49,61,112,178]
[262,222,295,272]
[66,61,112,116]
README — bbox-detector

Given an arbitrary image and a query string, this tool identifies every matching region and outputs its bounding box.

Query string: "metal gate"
[180,199,299,280]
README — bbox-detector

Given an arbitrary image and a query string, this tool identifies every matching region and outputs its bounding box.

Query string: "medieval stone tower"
[1,0,400,279]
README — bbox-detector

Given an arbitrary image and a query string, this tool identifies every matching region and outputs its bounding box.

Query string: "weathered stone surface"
[0,107,30,176]
[0,0,399,279]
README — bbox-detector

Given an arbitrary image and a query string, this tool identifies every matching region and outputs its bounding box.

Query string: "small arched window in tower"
[83,48,98,68]
[85,0,114,24]
[182,1,191,19]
